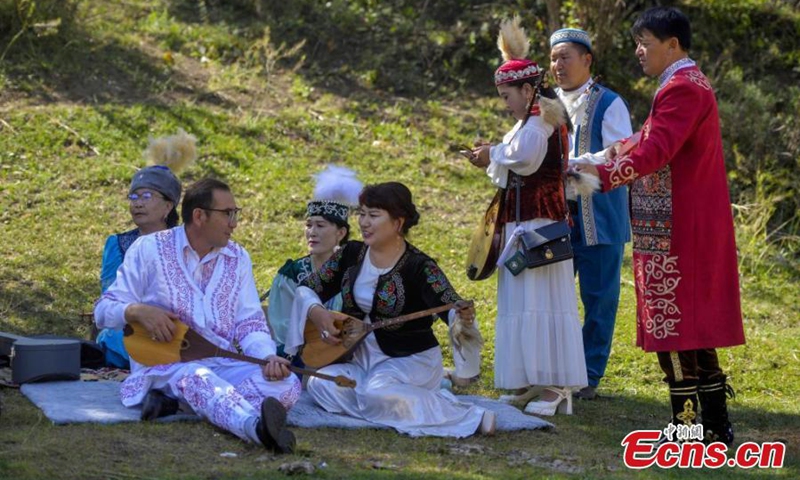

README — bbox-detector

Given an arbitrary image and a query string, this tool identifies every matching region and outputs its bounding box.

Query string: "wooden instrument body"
[300,303,457,368]
[122,321,190,366]
[466,189,504,281]
[301,311,363,368]
[123,321,357,387]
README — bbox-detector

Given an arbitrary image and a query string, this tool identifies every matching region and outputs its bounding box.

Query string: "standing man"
[95,178,301,453]
[550,28,632,400]
[576,7,744,444]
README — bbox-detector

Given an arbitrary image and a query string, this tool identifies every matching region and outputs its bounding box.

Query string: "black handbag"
[520,221,573,268]
[503,220,573,274]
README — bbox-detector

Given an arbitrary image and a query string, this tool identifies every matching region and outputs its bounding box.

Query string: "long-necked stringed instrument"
[465,189,504,281]
[302,303,464,368]
[123,321,356,388]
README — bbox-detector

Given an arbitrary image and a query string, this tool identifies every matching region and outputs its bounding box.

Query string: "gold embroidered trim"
[670,351,683,382]
[605,155,638,188]
[580,193,597,245]
[575,87,603,245]
[676,398,696,426]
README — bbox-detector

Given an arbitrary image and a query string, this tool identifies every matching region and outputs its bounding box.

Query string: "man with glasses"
[95,178,300,453]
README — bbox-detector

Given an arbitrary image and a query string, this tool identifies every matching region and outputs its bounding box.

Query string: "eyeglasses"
[202,207,242,223]
[127,191,166,203]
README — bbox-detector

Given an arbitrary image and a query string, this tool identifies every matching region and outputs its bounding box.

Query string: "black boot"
[256,397,296,454]
[660,380,700,443]
[699,376,735,445]
[141,389,179,421]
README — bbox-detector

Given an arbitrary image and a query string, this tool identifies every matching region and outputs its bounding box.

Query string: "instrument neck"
[212,346,329,380]
[366,303,455,332]
[215,348,267,366]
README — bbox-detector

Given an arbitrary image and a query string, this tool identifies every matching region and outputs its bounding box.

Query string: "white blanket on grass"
[20,380,553,431]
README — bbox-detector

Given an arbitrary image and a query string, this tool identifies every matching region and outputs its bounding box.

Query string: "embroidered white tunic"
[95,226,301,442]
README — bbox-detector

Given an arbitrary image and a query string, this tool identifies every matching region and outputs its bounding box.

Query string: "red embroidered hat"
[495,59,541,86]
[494,17,541,86]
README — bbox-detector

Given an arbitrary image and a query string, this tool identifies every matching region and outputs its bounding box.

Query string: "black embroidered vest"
[302,241,462,357]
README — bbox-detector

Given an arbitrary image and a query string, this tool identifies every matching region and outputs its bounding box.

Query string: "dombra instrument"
[465,190,504,281]
[123,320,356,388]
[301,302,465,368]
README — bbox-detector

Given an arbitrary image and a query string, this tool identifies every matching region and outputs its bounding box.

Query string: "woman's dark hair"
[166,207,180,228]
[505,76,573,132]
[318,214,350,245]
[181,178,231,225]
[631,6,691,51]
[358,182,420,235]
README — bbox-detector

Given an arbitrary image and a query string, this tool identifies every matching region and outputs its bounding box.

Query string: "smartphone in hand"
[458,145,474,160]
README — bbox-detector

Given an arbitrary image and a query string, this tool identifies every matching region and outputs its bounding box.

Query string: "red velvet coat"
[597,65,744,352]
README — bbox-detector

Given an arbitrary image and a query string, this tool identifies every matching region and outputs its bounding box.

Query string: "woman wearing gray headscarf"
[96,130,196,367]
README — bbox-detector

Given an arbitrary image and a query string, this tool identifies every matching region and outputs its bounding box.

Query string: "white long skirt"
[307,333,484,438]
[494,218,588,390]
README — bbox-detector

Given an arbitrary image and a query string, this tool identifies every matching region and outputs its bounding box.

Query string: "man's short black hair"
[631,6,692,51]
[181,178,231,225]
[569,42,591,57]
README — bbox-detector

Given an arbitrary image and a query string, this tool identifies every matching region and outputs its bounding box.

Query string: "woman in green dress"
[266,166,361,359]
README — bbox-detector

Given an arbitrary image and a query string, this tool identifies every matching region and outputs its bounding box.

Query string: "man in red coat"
[577,6,744,444]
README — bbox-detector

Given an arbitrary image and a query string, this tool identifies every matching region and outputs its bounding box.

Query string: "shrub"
[0,0,79,60]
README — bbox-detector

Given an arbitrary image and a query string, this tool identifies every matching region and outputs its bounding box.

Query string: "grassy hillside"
[0,1,798,478]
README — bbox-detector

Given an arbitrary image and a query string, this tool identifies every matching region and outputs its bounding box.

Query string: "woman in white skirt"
[286,182,492,437]
[465,17,587,416]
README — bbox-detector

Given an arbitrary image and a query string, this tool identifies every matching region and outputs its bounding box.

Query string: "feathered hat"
[494,17,542,86]
[129,129,197,204]
[307,165,363,226]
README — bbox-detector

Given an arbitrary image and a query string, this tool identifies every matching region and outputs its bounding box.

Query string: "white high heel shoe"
[498,386,542,405]
[523,387,573,416]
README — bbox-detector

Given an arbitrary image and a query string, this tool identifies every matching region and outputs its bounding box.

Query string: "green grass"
[0,1,798,478]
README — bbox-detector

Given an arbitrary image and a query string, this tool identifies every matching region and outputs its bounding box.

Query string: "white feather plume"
[450,311,484,360]
[497,16,530,61]
[143,128,197,174]
[312,165,363,206]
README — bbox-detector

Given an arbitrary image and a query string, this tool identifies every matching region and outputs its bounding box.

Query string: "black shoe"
[657,380,701,443]
[256,397,295,454]
[141,390,179,421]
[573,386,598,400]
[699,377,735,445]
